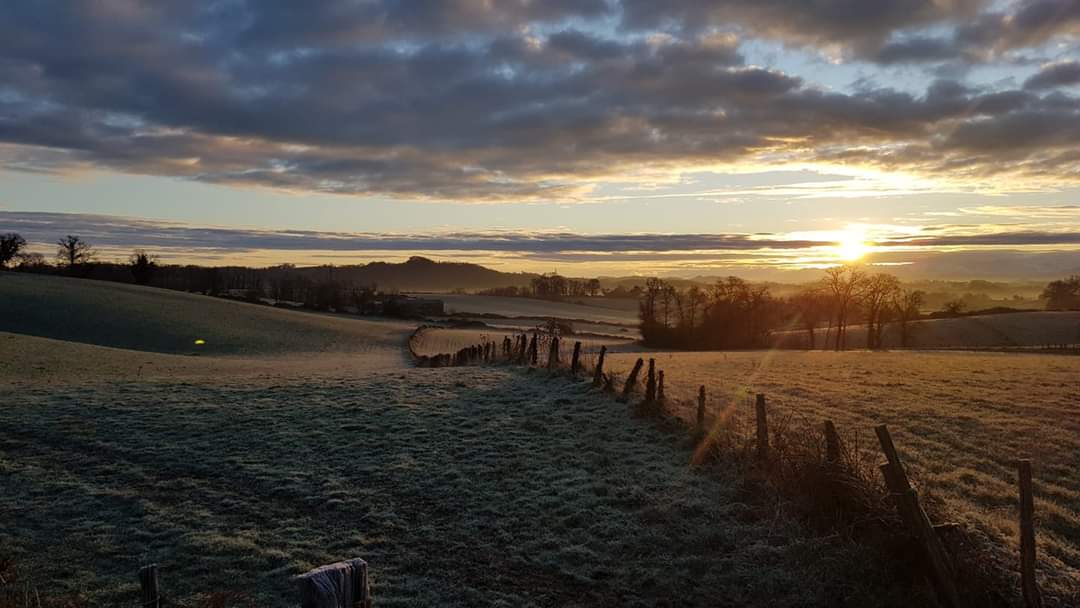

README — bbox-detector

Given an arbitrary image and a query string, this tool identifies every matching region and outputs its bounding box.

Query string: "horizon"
[2,2,1080,277]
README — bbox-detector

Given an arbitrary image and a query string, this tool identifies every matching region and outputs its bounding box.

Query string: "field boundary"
[417,331,1073,607]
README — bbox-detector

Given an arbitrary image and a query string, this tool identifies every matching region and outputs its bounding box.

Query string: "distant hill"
[317,256,540,292]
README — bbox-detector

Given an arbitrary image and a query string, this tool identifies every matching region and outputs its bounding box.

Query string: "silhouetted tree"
[892,288,925,347]
[0,233,26,268]
[15,252,48,270]
[56,235,95,276]
[129,250,158,285]
[862,273,900,349]
[1041,276,1080,310]
[0,232,27,267]
[789,287,829,349]
[942,299,966,316]
[823,265,865,350]
[639,276,780,349]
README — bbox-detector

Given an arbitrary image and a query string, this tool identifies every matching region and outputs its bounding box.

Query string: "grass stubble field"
[2,273,1079,606]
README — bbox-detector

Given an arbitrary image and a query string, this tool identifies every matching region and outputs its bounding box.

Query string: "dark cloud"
[619,0,987,53]
[1025,60,1080,89]
[0,1,1079,199]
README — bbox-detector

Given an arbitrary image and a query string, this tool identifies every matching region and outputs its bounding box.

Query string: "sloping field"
[601,349,1080,599]
[776,311,1080,349]
[435,294,639,326]
[1,274,920,606]
[0,273,414,357]
[1,365,918,606]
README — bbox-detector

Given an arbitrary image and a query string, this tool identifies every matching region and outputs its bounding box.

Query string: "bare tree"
[0,233,26,268]
[823,265,865,351]
[16,252,48,269]
[586,278,601,297]
[790,287,828,349]
[862,273,900,349]
[685,285,706,332]
[892,288,925,348]
[56,235,95,270]
[129,250,159,285]
[943,299,965,316]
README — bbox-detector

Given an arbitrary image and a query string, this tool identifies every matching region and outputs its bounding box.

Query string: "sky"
[1,0,1080,279]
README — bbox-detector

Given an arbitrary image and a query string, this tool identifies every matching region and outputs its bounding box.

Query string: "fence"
[408,333,1049,608]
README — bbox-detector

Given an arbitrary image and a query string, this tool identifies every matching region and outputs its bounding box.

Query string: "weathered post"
[697,386,706,429]
[875,424,960,608]
[503,336,512,359]
[657,370,665,401]
[528,334,538,365]
[570,341,582,375]
[592,346,607,387]
[645,358,657,402]
[755,394,768,461]
[1019,459,1043,608]
[297,558,372,608]
[548,336,560,369]
[824,420,841,465]
[138,564,160,608]
[620,358,644,401]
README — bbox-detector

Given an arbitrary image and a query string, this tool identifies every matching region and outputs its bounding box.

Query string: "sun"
[837,230,869,261]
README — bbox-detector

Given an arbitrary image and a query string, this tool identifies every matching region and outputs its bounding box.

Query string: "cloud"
[0,2,1079,200]
[8,210,1080,256]
[1025,60,1080,89]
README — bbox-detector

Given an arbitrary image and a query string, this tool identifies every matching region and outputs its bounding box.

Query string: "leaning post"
[755,393,768,461]
[696,386,706,429]
[592,346,607,387]
[620,358,644,401]
[1019,459,1043,608]
[645,358,657,402]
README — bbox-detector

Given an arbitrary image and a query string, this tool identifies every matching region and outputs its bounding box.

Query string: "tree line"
[0,233,387,312]
[480,274,602,299]
[641,266,946,351]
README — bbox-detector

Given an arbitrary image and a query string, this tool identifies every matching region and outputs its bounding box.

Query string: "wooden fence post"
[755,394,768,460]
[621,358,644,401]
[547,336,560,370]
[138,564,160,608]
[875,424,960,608]
[297,558,372,608]
[592,346,607,387]
[657,370,665,401]
[528,334,538,365]
[697,386,706,429]
[570,341,582,375]
[824,420,841,464]
[645,358,657,402]
[1019,459,1043,608]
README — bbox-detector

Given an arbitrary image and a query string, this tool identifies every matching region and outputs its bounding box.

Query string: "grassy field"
[776,311,1080,349]
[600,349,1080,600]
[0,273,414,357]
[2,275,919,607]
[2,363,924,607]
